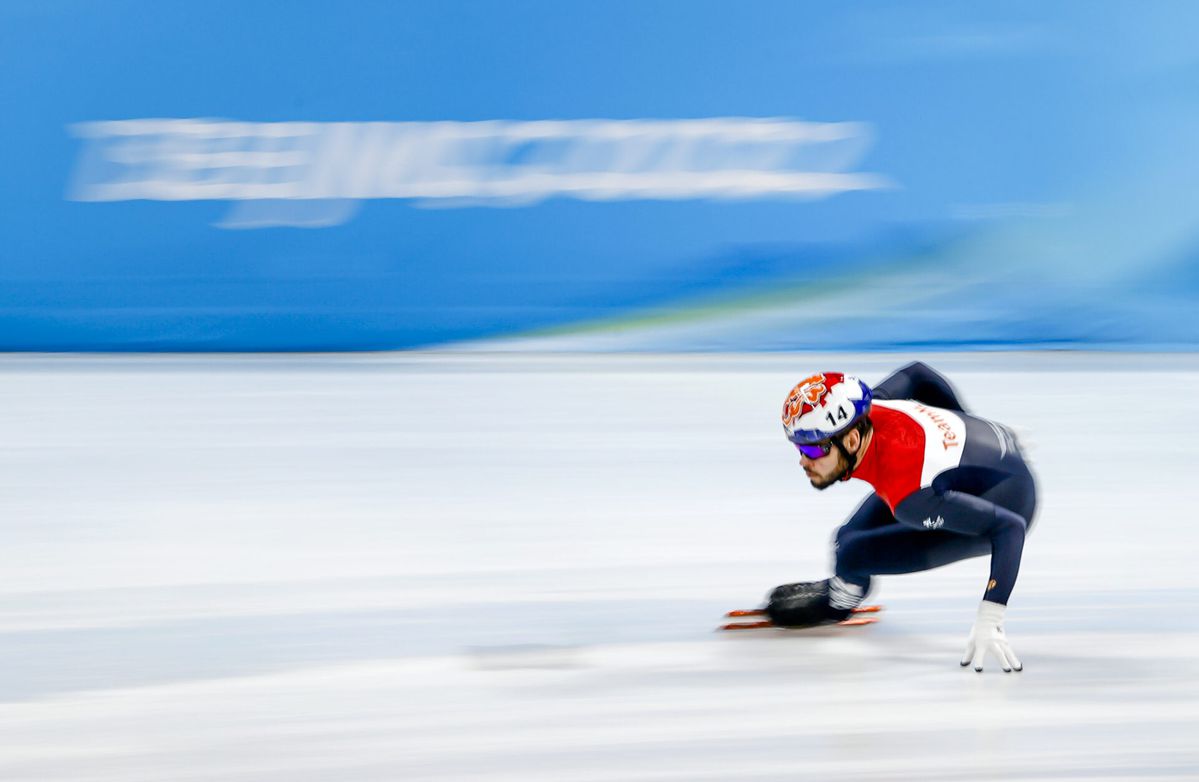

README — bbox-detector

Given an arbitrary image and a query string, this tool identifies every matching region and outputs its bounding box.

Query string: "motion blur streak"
[0,353,1196,781]
[67,118,886,219]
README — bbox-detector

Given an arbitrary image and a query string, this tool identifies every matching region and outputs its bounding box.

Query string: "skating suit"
[832,363,1037,604]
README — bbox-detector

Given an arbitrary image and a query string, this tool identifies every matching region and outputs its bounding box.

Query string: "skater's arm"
[893,488,1027,605]
[872,362,968,412]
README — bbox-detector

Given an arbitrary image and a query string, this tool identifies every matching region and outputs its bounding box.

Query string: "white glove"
[960,600,1022,673]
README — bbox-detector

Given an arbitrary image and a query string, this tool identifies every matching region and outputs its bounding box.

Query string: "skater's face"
[798,429,863,490]
[799,441,845,489]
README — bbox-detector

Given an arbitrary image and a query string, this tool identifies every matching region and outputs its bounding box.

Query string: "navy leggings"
[833,465,1036,599]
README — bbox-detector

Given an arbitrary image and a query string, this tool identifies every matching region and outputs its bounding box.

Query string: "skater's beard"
[806,451,851,490]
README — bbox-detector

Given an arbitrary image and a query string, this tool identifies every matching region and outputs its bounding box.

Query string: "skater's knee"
[834,524,858,552]
[899,360,934,377]
[834,531,870,575]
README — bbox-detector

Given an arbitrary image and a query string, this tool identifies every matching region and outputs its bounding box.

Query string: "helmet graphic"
[781,372,872,444]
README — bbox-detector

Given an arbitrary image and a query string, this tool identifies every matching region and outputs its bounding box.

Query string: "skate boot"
[766,577,864,628]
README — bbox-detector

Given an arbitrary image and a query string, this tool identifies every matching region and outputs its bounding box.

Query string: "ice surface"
[0,353,1196,781]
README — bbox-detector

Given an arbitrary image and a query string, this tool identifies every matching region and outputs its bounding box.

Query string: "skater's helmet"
[781,373,872,445]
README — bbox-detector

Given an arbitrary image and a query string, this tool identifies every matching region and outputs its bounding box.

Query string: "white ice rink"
[1,353,1197,781]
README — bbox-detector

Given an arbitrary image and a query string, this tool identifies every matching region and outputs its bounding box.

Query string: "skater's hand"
[960,600,1022,673]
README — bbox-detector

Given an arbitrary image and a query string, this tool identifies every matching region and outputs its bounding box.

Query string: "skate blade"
[720,620,775,630]
[719,615,879,631]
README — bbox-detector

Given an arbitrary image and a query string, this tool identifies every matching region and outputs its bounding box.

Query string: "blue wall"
[3,1,1199,350]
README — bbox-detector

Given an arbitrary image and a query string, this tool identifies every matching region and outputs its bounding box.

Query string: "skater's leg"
[831,493,897,595]
[836,524,992,585]
[768,476,1034,627]
[848,468,1037,603]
